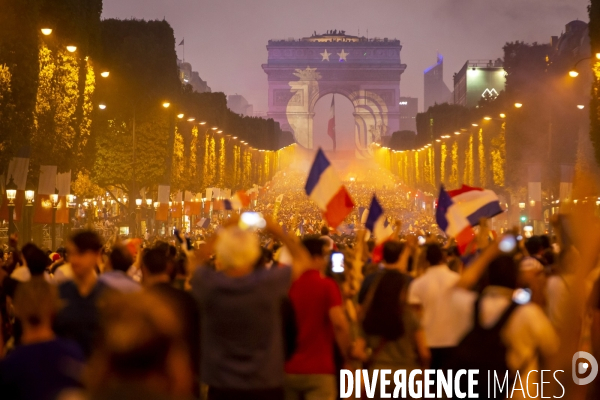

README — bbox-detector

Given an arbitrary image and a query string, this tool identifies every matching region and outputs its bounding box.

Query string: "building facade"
[228,94,254,116]
[398,96,418,132]
[424,54,452,111]
[178,59,211,93]
[453,59,505,108]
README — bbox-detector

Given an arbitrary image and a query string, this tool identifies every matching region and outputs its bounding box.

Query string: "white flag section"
[158,185,170,203]
[206,188,213,201]
[56,171,71,196]
[7,147,30,190]
[174,191,183,202]
[184,191,193,202]
[38,165,57,195]
[213,188,221,199]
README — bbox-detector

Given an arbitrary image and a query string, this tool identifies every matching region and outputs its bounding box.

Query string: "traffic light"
[520,215,527,223]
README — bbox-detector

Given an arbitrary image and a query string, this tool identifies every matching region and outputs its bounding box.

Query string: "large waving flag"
[436,185,503,253]
[305,148,354,228]
[328,95,337,151]
[365,195,393,244]
[223,190,250,210]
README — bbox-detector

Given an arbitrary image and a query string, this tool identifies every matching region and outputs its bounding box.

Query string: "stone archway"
[262,31,406,158]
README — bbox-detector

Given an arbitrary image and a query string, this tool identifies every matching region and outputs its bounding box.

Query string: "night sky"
[103,0,588,149]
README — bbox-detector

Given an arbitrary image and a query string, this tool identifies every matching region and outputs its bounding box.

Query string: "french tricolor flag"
[223,190,250,210]
[305,148,354,228]
[436,185,503,253]
[365,195,393,244]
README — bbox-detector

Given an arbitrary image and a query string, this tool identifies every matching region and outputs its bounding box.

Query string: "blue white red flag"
[365,195,393,244]
[436,185,503,253]
[305,148,354,228]
[223,190,250,210]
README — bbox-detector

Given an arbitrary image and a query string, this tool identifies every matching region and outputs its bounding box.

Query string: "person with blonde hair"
[191,217,312,400]
[0,278,85,400]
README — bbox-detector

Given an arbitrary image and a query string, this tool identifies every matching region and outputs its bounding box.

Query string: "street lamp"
[66,45,77,53]
[66,194,75,238]
[499,113,506,118]
[24,181,35,243]
[41,28,53,35]
[569,70,579,78]
[100,71,110,78]
[577,104,585,110]
[98,104,106,110]
[135,198,142,209]
[162,102,170,108]
[177,113,184,119]
[50,192,59,250]
[146,198,152,207]
[514,103,523,108]
[5,176,17,237]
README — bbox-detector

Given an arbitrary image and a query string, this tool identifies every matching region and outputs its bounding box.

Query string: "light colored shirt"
[407,264,461,348]
[451,286,559,400]
[99,270,141,293]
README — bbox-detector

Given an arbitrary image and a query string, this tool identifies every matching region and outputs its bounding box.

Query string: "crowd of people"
[0,164,599,400]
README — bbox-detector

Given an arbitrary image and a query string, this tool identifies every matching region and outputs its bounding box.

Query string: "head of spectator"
[21,243,51,276]
[302,236,328,271]
[141,247,170,286]
[107,245,134,273]
[525,236,544,259]
[382,240,404,266]
[87,292,193,398]
[425,243,445,267]
[321,226,330,236]
[67,230,103,281]
[13,278,61,344]
[214,226,261,274]
[488,254,519,290]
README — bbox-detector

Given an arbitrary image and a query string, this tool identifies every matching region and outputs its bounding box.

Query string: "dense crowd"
[0,166,599,400]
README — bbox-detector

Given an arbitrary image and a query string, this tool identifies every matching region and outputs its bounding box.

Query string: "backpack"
[452,297,519,399]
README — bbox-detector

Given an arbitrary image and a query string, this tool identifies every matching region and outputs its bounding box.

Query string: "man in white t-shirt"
[407,243,462,370]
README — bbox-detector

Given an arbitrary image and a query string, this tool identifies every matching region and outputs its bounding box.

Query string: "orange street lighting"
[212,127,218,130]
[233,136,238,139]
[187,118,196,122]
[177,113,184,119]
[66,45,77,53]
[472,123,479,127]
[98,104,106,110]
[499,113,506,118]
[200,121,207,125]
[100,71,110,78]
[514,103,523,108]
[569,70,579,78]
[162,102,170,108]
[217,130,223,133]
[484,116,492,121]
[41,28,53,35]
[577,105,585,110]
[454,131,461,135]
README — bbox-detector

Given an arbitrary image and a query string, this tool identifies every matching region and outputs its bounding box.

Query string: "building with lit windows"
[453,59,505,108]
[398,96,418,132]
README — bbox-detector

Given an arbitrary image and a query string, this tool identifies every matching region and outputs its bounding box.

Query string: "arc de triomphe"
[262,31,406,158]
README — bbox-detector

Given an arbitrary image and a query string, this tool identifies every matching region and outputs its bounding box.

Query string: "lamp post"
[50,192,59,250]
[24,181,35,243]
[135,198,142,237]
[66,194,75,239]
[5,176,17,238]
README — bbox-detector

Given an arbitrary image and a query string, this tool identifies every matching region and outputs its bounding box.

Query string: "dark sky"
[102,0,588,149]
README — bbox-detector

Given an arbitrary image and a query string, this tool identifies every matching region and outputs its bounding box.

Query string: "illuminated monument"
[262,31,406,158]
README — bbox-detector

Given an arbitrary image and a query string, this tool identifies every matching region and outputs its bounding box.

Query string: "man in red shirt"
[284,237,351,400]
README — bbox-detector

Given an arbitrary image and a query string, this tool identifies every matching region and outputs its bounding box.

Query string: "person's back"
[0,278,85,400]
[452,255,559,399]
[407,244,461,361]
[190,225,294,399]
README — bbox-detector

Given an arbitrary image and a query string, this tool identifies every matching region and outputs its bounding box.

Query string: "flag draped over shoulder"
[436,185,503,253]
[305,148,354,228]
